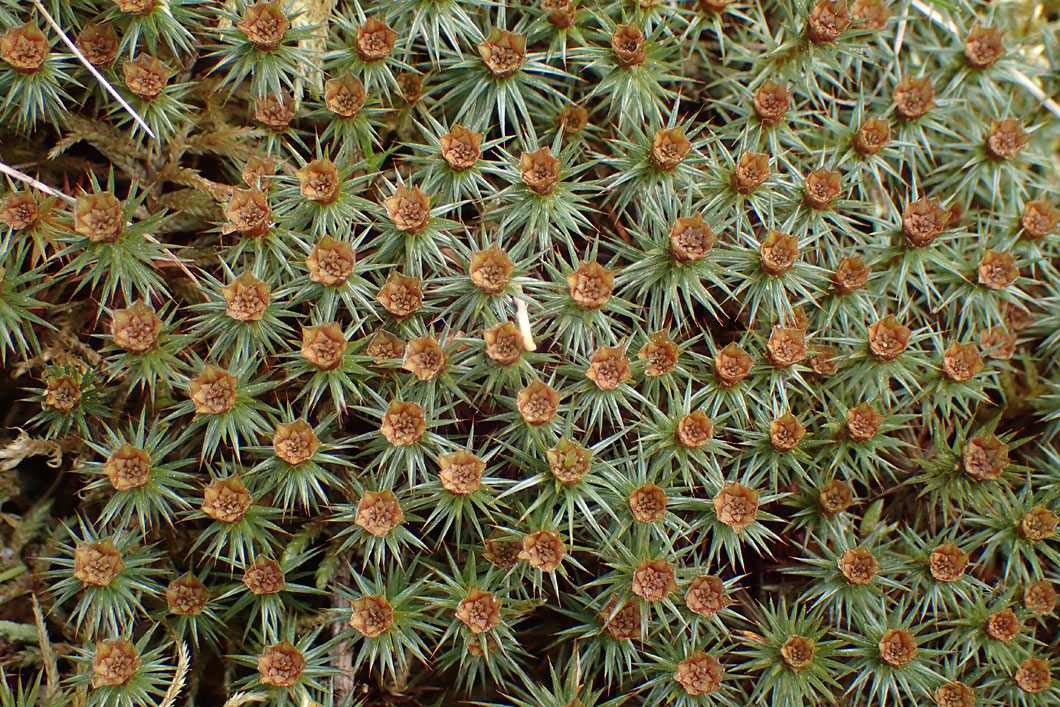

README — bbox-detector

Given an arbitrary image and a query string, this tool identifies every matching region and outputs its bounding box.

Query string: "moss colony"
[0,0,1059,705]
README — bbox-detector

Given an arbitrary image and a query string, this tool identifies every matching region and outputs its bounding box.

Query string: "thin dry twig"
[159,642,190,707]
[513,284,537,352]
[222,692,269,707]
[31,596,59,700]
[0,161,75,205]
[30,0,156,138]
[909,0,1060,121]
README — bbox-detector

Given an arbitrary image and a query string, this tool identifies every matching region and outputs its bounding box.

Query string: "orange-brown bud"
[243,556,284,595]
[669,214,716,263]
[457,589,502,633]
[225,189,272,238]
[222,273,271,322]
[356,18,397,62]
[306,236,355,287]
[868,314,911,361]
[714,483,759,532]
[629,483,668,523]
[257,641,305,687]
[639,332,678,377]
[0,192,40,230]
[76,23,118,69]
[603,600,641,640]
[201,476,252,523]
[483,539,523,569]
[978,250,1018,290]
[851,0,890,29]
[731,151,770,194]
[962,435,1008,481]
[942,342,984,383]
[715,343,752,386]
[0,23,48,74]
[384,186,431,234]
[674,653,723,696]
[478,29,526,78]
[111,301,161,354]
[377,272,422,319]
[517,380,561,425]
[893,75,934,120]
[984,607,1021,642]
[760,230,800,276]
[878,629,917,667]
[1022,200,1059,240]
[238,2,290,51]
[803,168,842,210]
[122,54,172,100]
[650,128,691,171]
[470,247,516,295]
[754,80,789,126]
[543,0,576,29]
[91,638,140,688]
[355,490,405,537]
[349,595,394,637]
[767,326,807,368]
[520,147,561,196]
[611,22,646,68]
[852,116,891,156]
[819,480,854,515]
[1021,505,1058,542]
[166,574,209,615]
[985,119,1029,161]
[560,104,588,135]
[75,191,124,243]
[301,322,347,371]
[547,438,591,486]
[273,420,320,466]
[935,682,975,707]
[781,636,815,671]
[45,375,81,414]
[685,575,731,617]
[324,74,366,119]
[965,25,1004,69]
[676,410,714,448]
[632,558,678,602]
[395,72,422,104]
[833,255,869,294]
[838,548,879,584]
[769,412,806,452]
[586,346,631,390]
[113,0,155,13]
[188,365,237,415]
[103,444,152,491]
[902,197,949,247]
[846,403,884,442]
[483,321,524,366]
[567,261,614,309]
[980,327,1015,361]
[380,400,426,446]
[254,92,294,130]
[929,542,969,582]
[74,540,124,587]
[518,530,565,571]
[438,451,485,496]
[403,335,446,381]
[296,158,341,204]
[1025,580,1058,616]
[365,330,404,363]
[440,125,482,172]
[1016,658,1052,693]
[807,0,851,43]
